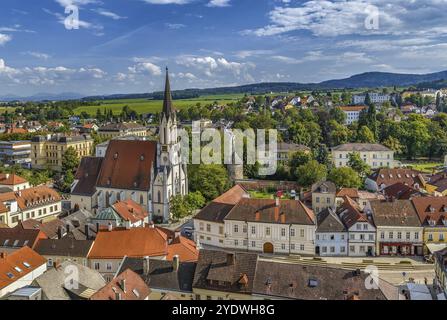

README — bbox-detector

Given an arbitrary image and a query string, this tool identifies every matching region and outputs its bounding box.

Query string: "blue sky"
[1,0,447,96]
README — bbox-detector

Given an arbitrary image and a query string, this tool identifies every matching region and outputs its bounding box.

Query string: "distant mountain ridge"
[2,70,447,102]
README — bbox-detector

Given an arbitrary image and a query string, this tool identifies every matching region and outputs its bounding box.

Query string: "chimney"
[280,213,286,224]
[115,292,122,301]
[227,253,235,266]
[0,252,7,259]
[84,224,90,240]
[255,211,260,221]
[143,257,150,275]
[173,255,180,272]
[57,226,63,239]
[66,224,70,234]
[120,279,127,293]
[108,223,113,232]
[275,197,280,207]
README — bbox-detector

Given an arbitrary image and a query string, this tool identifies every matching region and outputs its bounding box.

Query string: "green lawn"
[404,162,444,173]
[249,191,275,199]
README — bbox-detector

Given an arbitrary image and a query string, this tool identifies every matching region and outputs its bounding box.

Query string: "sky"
[1,0,447,96]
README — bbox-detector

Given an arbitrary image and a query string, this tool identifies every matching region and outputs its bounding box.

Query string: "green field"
[73,94,245,116]
[404,162,444,173]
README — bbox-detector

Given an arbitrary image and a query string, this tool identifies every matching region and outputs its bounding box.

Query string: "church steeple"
[162,67,174,117]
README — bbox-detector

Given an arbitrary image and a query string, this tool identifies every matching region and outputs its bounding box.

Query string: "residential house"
[90,269,150,300]
[352,92,390,105]
[31,134,93,171]
[91,199,149,229]
[60,209,97,240]
[31,260,106,300]
[339,106,367,125]
[425,171,447,196]
[0,186,62,227]
[17,218,64,239]
[383,183,422,200]
[367,199,423,256]
[117,256,196,300]
[97,122,147,139]
[315,207,348,256]
[0,227,47,254]
[311,181,336,214]
[252,261,398,300]
[332,143,395,169]
[224,198,316,256]
[194,184,249,248]
[276,142,310,162]
[337,196,376,256]
[34,236,94,268]
[412,197,447,255]
[365,168,425,192]
[87,227,198,281]
[434,248,447,296]
[0,247,47,298]
[0,173,30,191]
[192,250,258,300]
[0,141,32,167]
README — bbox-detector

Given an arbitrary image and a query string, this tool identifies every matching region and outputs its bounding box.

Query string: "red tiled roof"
[112,199,148,224]
[88,227,168,259]
[339,106,367,112]
[368,169,425,188]
[0,174,28,186]
[412,197,447,227]
[166,236,199,262]
[336,188,359,199]
[0,186,61,211]
[97,140,157,191]
[337,196,369,229]
[213,185,248,205]
[90,269,150,300]
[0,246,47,290]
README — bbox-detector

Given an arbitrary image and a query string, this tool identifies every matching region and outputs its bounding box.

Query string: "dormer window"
[428,219,436,227]
[113,153,118,159]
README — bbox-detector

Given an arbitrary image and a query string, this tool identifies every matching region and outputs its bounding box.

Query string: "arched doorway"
[263,242,274,254]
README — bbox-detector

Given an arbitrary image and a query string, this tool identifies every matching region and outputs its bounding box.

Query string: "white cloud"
[0,34,12,45]
[207,0,231,7]
[22,51,52,60]
[140,0,193,4]
[129,60,162,76]
[165,23,186,29]
[92,9,127,20]
[233,50,274,59]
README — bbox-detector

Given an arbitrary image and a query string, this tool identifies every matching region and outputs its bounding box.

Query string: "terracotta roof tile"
[97,140,157,191]
[0,247,47,290]
[0,174,28,186]
[112,199,148,224]
[412,197,447,227]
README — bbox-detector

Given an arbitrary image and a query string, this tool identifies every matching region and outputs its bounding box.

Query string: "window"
[406,232,411,240]
[219,226,224,235]
[363,224,368,230]
[234,240,239,246]
[291,244,295,250]
[322,246,327,253]
[199,222,204,231]
[356,224,361,230]
[330,234,335,241]
[330,247,335,253]
[47,258,53,267]
[106,263,112,271]
[381,232,385,239]
[428,234,433,241]
[368,234,374,241]
[281,228,286,237]
[300,229,305,237]
[206,224,211,232]
[243,225,247,233]
[234,225,239,233]
[251,241,256,248]
[397,232,402,240]
[440,234,445,241]
[350,246,355,253]
[316,197,320,203]
[360,246,366,253]
[266,227,271,236]
[340,246,346,253]
[300,244,305,251]
[94,262,100,270]
[281,243,286,250]
[389,232,394,239]
[251,226,256,235]
[350,234,355,240]
[415,232,419,240]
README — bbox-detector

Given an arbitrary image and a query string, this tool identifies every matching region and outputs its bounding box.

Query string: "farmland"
[72,94,245,116]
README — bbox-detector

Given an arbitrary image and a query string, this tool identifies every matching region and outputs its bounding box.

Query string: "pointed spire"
[162,67,174,117]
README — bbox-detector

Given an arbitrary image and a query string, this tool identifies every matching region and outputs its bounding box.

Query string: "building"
[252,261,397,300]
[72,70,188,222]
[367,199,423,256]
[382,183,422,200]
[90,269,151,300]
[311,181,336,214]
[91,199,149,229]
[339,106,367,125]
[0,186,62,227]
[0,141,32,167]
[0,247,47,298]
[315,207,348,256]
[412,197,447,255]
[352,92,390,105]
[18,218,64,239]
[97,122,147,139]
[224,198,316,256]
[192,250,258,300]
[31,260,106,300]
[194,185,249,248]
[276,142,310,161]
[337,197,376,256]
[365,168,425,192]
[0,173,30,191]
[87,227,198,281]
[0,227,47,253]
[425,171,447,196]
[34,236,94,268]
[332,143,395,169]
[70,157,103,212]
[31,134,93,171]
[434,248,447,296]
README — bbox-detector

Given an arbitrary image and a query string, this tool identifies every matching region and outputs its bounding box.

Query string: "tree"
[329,107,347,124]
[170,195,191,221]
[188,164,231,202]
[185,191,206,211]
[382,136,403,154]
[347,152,371,177]
[357,126,376,143]
[313,143,331,167]
[62,147,79,173]
[295,160,327,187]
[328,167,362,188]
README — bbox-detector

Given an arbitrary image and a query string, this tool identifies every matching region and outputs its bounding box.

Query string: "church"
[70,69,188,223]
